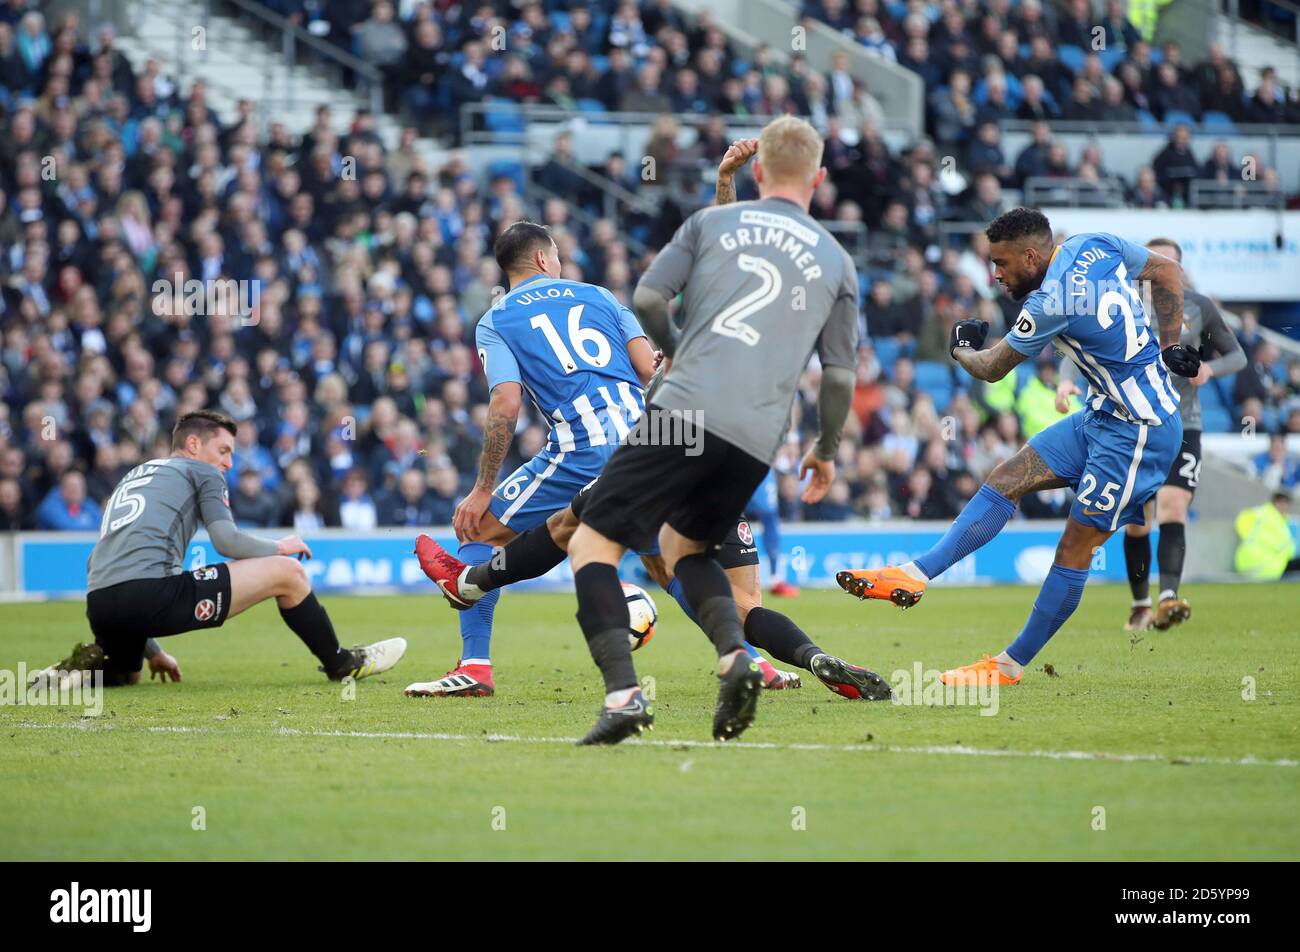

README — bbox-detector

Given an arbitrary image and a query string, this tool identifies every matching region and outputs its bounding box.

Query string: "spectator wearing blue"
[36,470,102,531]
[1256,434,1300,492]
[379,469,439,528]
[338,469,379,531]
[229,419,280,491]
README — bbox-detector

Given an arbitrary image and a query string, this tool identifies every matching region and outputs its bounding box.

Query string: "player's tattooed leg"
[986,445,1069,501]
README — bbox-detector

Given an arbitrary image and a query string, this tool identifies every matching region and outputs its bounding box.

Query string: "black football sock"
[743,607,822,670]
[1123,532,1151,604]
[466,523,567,591]
[280,592,350,674]
[574,562,638,694]
[1157,522,1186,598]
[673,553,745,657]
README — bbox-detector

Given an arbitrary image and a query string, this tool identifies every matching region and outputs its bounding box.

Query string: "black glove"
[1161,343,1202,378]
[949,319,990,359]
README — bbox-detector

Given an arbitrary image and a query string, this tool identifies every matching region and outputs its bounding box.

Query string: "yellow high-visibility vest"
[1129,0,1176,43]
[1234,503,1297,580]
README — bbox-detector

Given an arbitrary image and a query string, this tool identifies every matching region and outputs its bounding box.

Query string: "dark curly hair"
[985,207,1053,245]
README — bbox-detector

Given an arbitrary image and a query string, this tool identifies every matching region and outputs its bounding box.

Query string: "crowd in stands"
[1,0,1299,534]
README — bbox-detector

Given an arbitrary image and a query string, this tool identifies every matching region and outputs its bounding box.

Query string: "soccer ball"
[622,582,657,651]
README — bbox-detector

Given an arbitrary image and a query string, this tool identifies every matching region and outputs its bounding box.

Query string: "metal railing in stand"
[210,0,384,119]
[1224,0,1300,46]
[82,0,385,133]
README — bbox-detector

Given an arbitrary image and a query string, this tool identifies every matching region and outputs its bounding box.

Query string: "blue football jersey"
[1006,232,1180,426]
[476,276,647,452]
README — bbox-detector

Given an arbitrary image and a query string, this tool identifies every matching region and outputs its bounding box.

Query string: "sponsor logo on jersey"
[194,598,216,622]
[222,487,230,507]
[1013,310,1036,337]
[737,521,753,546]
[192,567,219,582]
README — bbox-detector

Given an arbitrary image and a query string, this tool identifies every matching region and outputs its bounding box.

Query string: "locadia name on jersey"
[719,210,824,282]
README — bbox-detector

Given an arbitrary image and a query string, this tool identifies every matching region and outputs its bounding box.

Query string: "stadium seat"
[1098,47,1127,72]
[1201,405,1234,433]
[1136,109,1161,132]
[575,98,607,113]
[1163,110,1197,130]
[914,360,955,409]
[483,101,526,133]
[1056,45,1087,75]
[1200,111,1236,133]
[487,159,526,193]
[872,335,902,370]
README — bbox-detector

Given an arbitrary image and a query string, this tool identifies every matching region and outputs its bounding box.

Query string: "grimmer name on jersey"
[639,196,860,463]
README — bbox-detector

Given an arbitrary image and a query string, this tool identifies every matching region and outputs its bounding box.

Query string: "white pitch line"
[10,720,1298,768]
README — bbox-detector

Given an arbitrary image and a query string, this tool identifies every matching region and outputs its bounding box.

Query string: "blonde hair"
[758,116,824,186]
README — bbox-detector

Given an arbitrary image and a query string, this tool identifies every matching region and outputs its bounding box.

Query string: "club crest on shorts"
[194,598,216,621]
[192,566,219,581]
[737,521,753,546]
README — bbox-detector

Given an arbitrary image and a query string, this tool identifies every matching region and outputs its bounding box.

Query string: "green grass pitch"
[2,583,1297,860]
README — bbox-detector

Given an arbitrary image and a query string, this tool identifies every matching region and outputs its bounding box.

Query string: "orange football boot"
[835,566,927,608]
[938,654,1021,686]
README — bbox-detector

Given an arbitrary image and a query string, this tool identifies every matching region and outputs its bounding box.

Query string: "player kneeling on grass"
[30,410,406,690]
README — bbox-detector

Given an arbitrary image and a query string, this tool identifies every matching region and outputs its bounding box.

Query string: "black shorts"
[1164,428,1202,493]
[580,410,771,553]
[85,564,232,675]
[571,477,759,570]
[714,519,761,570]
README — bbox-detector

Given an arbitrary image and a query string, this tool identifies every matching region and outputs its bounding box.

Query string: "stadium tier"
[0,0,1298,540]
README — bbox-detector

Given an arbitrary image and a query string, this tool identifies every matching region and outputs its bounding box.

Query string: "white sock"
[1158,589,1176,602]
[1132,598,1152,608]
[461,657,491,667]
[457,567,485,600]
[900,561,929,582]
[605,687,638,707]
[993,651,1023,678]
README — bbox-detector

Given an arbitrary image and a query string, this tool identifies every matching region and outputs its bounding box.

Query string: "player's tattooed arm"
[952,337,1030,382]
[475,383,521,491]
[715,138,758,207]
[1139,251,1185,348]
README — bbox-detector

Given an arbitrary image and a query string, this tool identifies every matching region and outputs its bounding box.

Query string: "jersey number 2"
[1096,263,1151,360]
[711,254,782,347]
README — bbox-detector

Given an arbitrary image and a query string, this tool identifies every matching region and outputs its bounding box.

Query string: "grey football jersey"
[86,456,235,592]
[638,197,860,463]
[1171,289,1246,432]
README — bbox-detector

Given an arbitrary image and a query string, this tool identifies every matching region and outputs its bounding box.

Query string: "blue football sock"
[666,576,699,626]
[914,484,1016,580]
[457,541,498,663]
[743,641,763,661]
[1006,564,1090,665]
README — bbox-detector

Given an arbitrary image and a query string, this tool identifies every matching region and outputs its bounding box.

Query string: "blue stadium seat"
[872,336,901,371]
[487,159,526,193]
[1136,109,1161,132]
[1201,111,1237,133]
[1056,45,1087,74]
[483,101,525,133]
[575,98,607,113]
[1098,47,1126,72]
[590,55,609,73]
[914,360,955,410]
[1163,110,1197,129]
[1201,405,1233,433]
